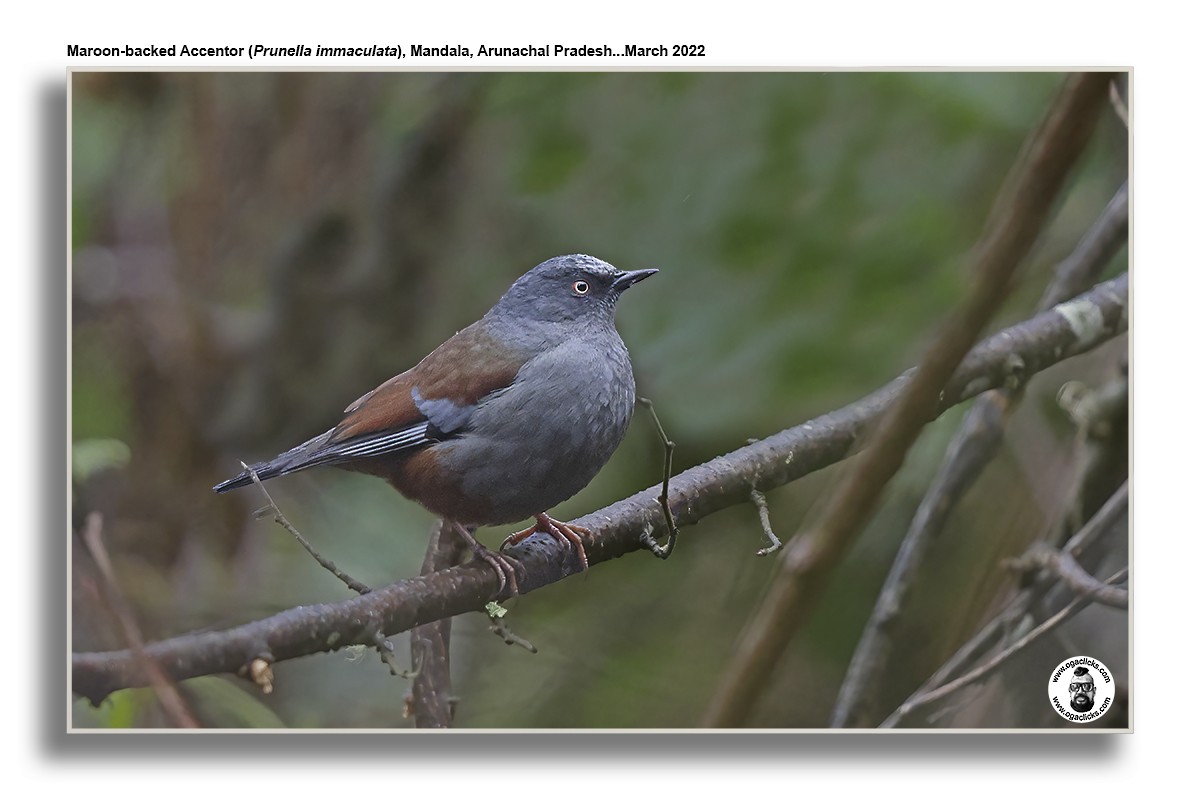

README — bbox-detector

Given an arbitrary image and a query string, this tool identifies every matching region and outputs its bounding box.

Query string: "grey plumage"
[214,254,655,528]
[445,328,637,523]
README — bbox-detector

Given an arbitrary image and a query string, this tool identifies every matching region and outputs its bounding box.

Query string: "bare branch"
[1004,544,1128,609]
[830,181,1128,727]
[880,567,1128,728]
[1039,183,1128,311]
[486,608,538,653]
[71,273,1127,706]
[407,520,464,728]
[877,483,1127,726]
[637,397,679,559]
[247,461,417,689]
[702,72,1116,729]
[244,462,372,596]
[1064,482,1129,559]
[750,490,782,556]
[79,513,200,727]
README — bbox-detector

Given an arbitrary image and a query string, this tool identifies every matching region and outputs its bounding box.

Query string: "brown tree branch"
[830,181,1128,727]
[71,272,1127,706]
[1063,481,1129,560]
[700,71,1114,728]
[878,483,1127,728]
[880,566,1128,728]
[1040,183,1129,311]
[1003,543,1128,609]
[78,513,200,727]
[406,520,465,728]
[249,462,419,685]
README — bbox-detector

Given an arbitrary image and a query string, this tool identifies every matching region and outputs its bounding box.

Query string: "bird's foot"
[501,512,592,569]
[451,522,522,598]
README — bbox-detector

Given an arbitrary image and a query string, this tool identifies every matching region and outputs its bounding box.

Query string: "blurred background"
[70,71,1128,728]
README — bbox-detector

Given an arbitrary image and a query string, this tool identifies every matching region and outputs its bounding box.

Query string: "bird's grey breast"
[439,331,636,523]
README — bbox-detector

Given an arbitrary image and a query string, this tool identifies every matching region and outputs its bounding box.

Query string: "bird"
[214,254,657,596]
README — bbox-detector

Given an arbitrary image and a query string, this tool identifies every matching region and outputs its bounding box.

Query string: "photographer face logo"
[1047,657,1114,723]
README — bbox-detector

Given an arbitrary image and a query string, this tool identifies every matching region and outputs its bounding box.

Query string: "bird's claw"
[501,513,592,569]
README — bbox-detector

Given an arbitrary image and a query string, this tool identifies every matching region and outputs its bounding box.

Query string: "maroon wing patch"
[328,321,523,444]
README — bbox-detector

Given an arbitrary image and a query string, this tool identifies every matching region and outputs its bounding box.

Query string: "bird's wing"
[325,322,524,451]
[213,323,523,493]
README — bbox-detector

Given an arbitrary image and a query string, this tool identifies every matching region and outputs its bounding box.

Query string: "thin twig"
[246,463,420,688]
[243,462,372,596]
[486,607,538,653]
[880,567,1128,728]
[638,397,679,559]
[1039,182,1128,311]
[830,181,1129,728]
[1054,366,1129,538]
[703,73,1115,729]
[79,512,200,727]
[750,489,782,556]
[1004,544,1128,609]
[878,485,1127,726]
[1063,482,1128,559]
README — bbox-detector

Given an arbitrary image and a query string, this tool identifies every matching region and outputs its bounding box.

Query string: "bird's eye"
[572,280,590,296]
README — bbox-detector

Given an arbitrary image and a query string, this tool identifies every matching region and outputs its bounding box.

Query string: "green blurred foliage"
[72,438,131,483]
[70,72,1127,728]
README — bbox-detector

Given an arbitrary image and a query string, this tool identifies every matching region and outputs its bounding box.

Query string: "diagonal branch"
[880,567,1128,728]
[1003,543,1128,609]
[877,483,1127,727]
[78,513,200,727]
[71,273,1127,706]
[830,181,1128,727]
[245,462,373,596]
[700,71,1115,729]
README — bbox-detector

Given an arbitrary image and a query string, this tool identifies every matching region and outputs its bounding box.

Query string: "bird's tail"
[212,430,336,493]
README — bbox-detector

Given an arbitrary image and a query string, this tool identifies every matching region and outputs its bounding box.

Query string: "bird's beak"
[614,268,658,291]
